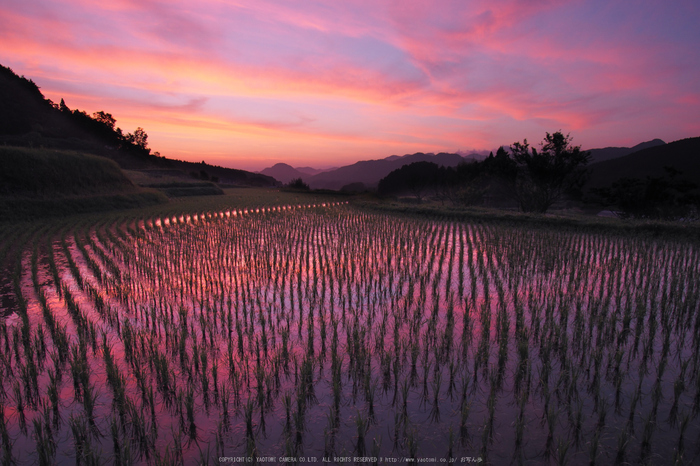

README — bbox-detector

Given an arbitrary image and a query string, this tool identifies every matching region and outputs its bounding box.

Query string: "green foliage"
[125,127,148,150]
[0,65,53,136]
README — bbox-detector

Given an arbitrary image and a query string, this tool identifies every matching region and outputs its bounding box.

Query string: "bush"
[287,178,310,191]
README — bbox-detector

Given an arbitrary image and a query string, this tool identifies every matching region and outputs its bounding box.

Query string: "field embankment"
[355,197,700,241]
[0,146,167,220]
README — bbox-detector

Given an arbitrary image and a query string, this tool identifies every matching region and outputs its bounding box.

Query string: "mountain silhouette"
[260,163,308,184]
[306,152,467,190]
[587,139,666,164]
[586,137,700,189]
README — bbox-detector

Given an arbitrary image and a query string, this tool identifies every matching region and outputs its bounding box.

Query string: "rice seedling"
[406,426,419,460]
[185,387,198,443]
[554,439,569,466]
[69,413,99,466]
[640,411,656,464]
[33,405,57,466]
[459,396,471,447]
[0,404,14,466]
[13,382,27,436]
[672,410,690,465]
[355,411,369,456]
[614,425,630,465]
[588,429,600,466]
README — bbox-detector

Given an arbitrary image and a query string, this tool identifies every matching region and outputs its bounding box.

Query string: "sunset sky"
[2,0,699,170]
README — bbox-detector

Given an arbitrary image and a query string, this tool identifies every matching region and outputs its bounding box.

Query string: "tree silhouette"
[128,127,148,150]
[507,132,590,213]
[287,178,310,190]
[92,111,116,130]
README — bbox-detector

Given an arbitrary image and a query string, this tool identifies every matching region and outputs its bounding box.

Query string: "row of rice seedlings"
[59,222,88,292]
[0,223,45,462]
[4,218,120,463]
[72,223,104,288]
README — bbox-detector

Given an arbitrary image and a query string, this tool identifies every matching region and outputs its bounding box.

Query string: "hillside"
[586,137,700,189]
[0,65,162,169]
[0,146,135,197]
[165,159,278,187]
[0,64,277,187]
[586,139,666,164]
[0,146,166,219]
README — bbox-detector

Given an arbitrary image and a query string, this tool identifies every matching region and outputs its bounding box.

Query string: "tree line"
[0,64,156,159]
[56,99,155,157]
[379,131,590,213]
[378,131,699,219]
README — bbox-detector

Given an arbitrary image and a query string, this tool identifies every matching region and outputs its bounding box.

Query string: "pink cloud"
[1,0,698,167]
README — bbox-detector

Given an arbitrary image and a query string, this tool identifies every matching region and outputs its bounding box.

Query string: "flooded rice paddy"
[1,203,699,465]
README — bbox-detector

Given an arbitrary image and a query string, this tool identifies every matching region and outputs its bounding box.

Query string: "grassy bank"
[0,146,137,196]
[0,191,167,221]
[0,146,168,220]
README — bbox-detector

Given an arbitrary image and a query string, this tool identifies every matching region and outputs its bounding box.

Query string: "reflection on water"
[0,279,16,317]
[0,203,698,465]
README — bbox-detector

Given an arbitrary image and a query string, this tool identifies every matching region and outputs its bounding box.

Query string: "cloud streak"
[1,0,699,169]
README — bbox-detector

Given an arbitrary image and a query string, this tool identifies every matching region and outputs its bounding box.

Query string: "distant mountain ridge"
[260,163,307,184]
[262,152,470,190]
[296,166,335,175]
[262,141,672,190]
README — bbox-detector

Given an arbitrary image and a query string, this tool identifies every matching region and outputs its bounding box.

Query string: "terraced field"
[0,195,699,465]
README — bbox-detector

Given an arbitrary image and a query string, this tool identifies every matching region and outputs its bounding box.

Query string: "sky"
[1,0,699,171]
